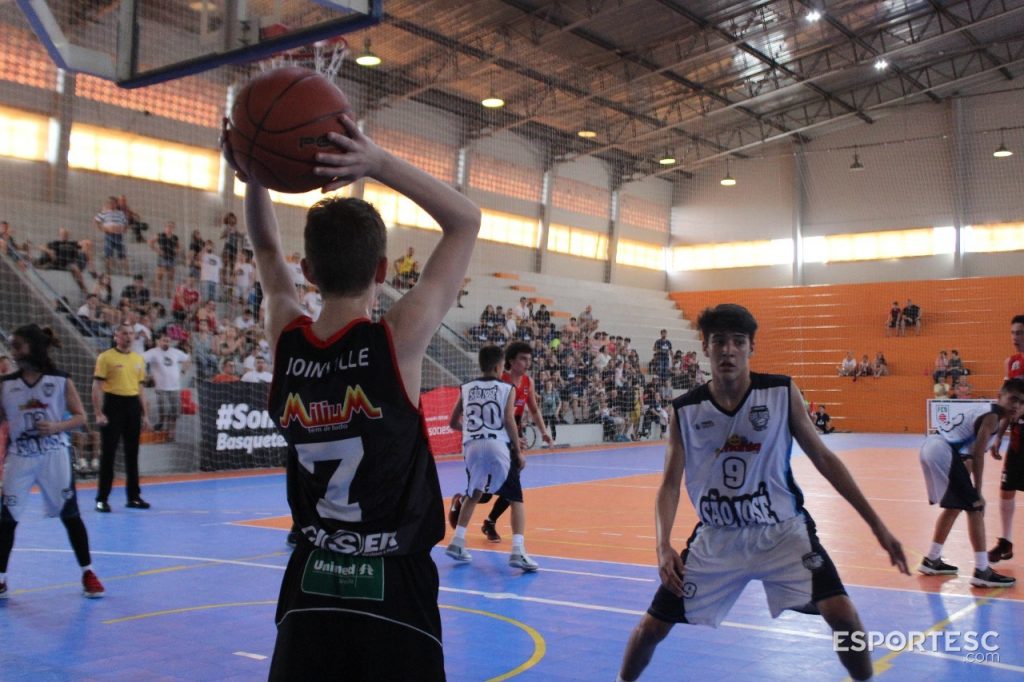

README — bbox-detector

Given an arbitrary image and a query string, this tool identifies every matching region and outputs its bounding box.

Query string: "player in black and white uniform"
[917,379,1024,587]
[0,324,104,599]
[235,113,479,680]
[445,345,536,570]
[617,305,908,682]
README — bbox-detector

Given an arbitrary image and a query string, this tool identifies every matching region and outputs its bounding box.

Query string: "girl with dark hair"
[0,324,104,599]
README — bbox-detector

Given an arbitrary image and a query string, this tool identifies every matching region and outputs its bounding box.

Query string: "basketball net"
[259,35,350,82]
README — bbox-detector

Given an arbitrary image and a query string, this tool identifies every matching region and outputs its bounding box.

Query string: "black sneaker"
[448,493,464,530]
[95,500,111,513]
[482,519,501,543]
[918,556,958,575]
[988,538,1013,563]
[286,530,299,548]
[970,567,1016,588]
[126,498,151,509]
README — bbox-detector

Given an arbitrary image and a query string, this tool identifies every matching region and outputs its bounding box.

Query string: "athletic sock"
[512,534,525,553]
[1000,498,1015,539]
[453,526,467,542]
[927,542,943,561]
[81,564,92,574]
[975,552,989,572]
[0,572,5,582]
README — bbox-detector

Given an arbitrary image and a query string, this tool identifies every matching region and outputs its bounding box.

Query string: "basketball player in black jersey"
[233,114,479,680]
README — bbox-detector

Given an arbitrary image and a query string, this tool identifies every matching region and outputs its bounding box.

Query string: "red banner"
[421,385,462,456]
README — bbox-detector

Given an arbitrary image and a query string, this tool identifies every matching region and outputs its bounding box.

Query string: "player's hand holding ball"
[312,115,386,193]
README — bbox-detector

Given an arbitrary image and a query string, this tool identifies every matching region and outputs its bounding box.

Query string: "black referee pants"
[97,393,143,503]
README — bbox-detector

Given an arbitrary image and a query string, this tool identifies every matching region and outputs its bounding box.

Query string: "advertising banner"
[421,385,462,456]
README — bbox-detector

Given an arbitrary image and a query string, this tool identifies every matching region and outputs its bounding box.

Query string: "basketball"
[224,66,352,193]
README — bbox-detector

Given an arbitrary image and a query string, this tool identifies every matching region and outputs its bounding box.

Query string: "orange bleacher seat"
[510,284,537,292]
[493,272,520,280]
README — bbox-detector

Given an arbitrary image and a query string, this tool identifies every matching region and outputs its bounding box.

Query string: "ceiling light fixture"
[354,38,381,67]
[577,125,597,139]
[873,58,889,71]
[481,75,505,108]
[849,146,864,171]
[720,158,736,186]
[805,10,822,22]
[658,151,676,165]
[993,129,1013,158]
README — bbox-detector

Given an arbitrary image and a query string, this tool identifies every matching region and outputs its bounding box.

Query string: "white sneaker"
[509,552,539,572]
[446,543,472,562]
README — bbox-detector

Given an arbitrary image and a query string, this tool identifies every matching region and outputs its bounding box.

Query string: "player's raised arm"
[789,381,909,574]
[242,182,303,345]
[655,410,687,595]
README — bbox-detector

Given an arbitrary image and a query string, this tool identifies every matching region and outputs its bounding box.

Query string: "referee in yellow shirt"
[91,322,151,512]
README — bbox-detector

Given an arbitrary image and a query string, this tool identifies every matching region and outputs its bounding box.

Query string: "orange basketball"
[224,66,352,193]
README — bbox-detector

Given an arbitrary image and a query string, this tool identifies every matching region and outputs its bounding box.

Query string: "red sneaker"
[82,570,105,598]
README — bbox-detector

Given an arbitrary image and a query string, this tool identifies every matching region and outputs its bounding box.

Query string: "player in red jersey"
[988,314,1024,563]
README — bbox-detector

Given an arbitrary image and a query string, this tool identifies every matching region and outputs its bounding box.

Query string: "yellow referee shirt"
[94,347,146,397]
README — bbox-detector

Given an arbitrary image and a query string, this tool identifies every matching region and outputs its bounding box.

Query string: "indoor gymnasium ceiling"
[347,0,1024,181]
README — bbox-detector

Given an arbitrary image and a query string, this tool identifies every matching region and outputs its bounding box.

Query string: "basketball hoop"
[259,35,350,82]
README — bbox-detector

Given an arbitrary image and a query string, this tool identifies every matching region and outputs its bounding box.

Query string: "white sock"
[1000,498,1014,539]
[81,565,92,574]
[0,572,6,582]
[512,534,525,553]
[975,552,989,572]
[927,542,943,561]
[453,526,467,542]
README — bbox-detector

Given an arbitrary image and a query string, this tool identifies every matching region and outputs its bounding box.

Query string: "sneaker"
[970,567,1016,588]
[126,498,150,509]
[509,552,539,572]
[988,538,1014,563]
[445,542,472,562]
[918,556,958,575]
[82,570,105,598]
[448,493,464,530]
[90,459,99,471]
[0,581,7,599]
[482,519,501,543]
[95,500,111,513]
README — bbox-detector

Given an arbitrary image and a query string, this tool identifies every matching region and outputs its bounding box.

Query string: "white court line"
[18,548,286,571]
[530,567,654,582]
[233,652,268,661]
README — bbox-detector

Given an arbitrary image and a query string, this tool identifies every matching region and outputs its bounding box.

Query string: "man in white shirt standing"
[126,308,151,355]
[199,240,222,303]
[241,357,273,383]
[143,333,190,440]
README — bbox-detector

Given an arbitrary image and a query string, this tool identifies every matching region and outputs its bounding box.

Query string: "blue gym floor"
[1,434,1021,680]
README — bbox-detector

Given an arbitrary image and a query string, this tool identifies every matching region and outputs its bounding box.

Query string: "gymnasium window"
[962,223,1024,253]
[0,106,50,162]
[551,176,610,218]
[672,239,793,271]
[619,194,669,232]
[547,224,608,260]
[803,227,955,263]
[232,178,352,208]
[469,153,542,201]
[68,124,218,191]
[364,182,440,231]
[616,238,666,270]
[480,209,539,248]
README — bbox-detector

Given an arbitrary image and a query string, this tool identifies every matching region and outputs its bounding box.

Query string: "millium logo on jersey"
[279,386,382,430]
[19,398,47,411]
[748,405,769,431]
[716,434,762,455]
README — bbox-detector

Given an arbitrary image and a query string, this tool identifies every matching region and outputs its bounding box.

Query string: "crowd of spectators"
[837,350,889,380]
[884,298,922,336]
[463,294,703,441]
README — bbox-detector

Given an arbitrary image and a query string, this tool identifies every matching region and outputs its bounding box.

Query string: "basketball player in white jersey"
[234,113,479,680]
[446,344,536,570]
[0,324,104,598]
[617,304,908,682]
[918,379,1024,587]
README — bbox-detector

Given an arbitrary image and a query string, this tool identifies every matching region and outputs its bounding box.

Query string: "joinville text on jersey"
[284,349,370,378]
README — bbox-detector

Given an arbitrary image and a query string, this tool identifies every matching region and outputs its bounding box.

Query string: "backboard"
[16,0,381,88]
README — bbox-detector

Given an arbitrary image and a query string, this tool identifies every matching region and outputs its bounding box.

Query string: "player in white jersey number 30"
[617,304,908,682]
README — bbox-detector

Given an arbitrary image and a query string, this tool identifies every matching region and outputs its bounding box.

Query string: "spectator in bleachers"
[125,308,151,355]
[391,246,420,289]
[953,376,973,398]
[194,299,219,334]
[901,298,921,336]
[872,351,889,377]
[579,305,599,334]
[148,221,180,299]
[538,379,561,441]
[117,195,146,243]
[302,285,323,320]
[92,272,113,306]
[39,227,88,293]
[855,353,873,380]
[120,274,151,309]
[219,212,242,285]
[511,296,529,322]
[454,276,471,308]
[813,405,835,434]
[947,349,966,384]
[0,220,17,257]
[75,293,104,335]
[933,379,951,398]
[188,229,204,279]
[932,350,949,384]
[564,316,580,337]
[241,357,273,383]
[172,275,201,322]
[503,309,517,338]
[212,358,240,383]
[652,329,672,380]
[199,240,222,302]
[534,303,551,325]
[885,301,902,337]
[487,326,508,346]
[94,196,128,275]
[233,251,256,305]
[233,307,256,331]
[838,351,857,377]
[190,318,218,380]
